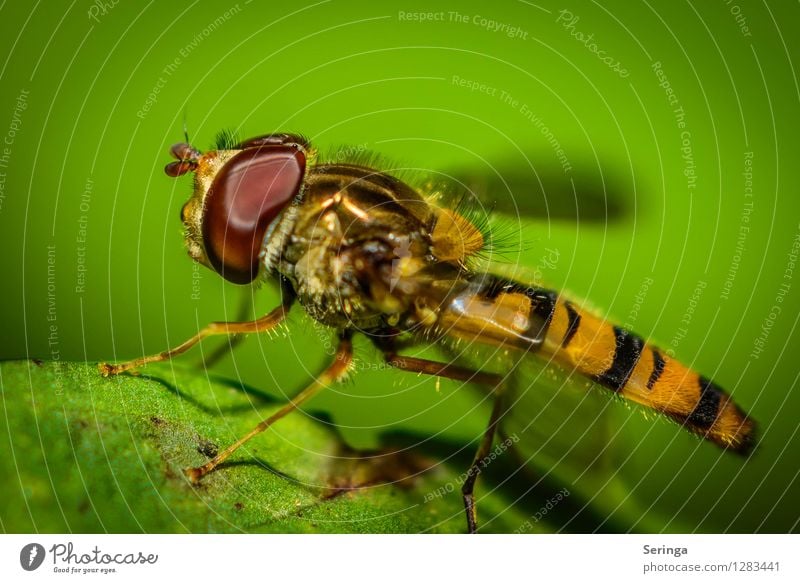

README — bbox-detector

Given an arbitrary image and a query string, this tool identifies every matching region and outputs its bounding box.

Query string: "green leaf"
[0,360,540,533]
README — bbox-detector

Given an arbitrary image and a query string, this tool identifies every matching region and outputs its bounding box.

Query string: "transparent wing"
[446,160,631,224]
[328,145,632,225]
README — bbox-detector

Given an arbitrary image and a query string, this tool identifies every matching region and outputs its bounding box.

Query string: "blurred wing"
[446,161,631,224]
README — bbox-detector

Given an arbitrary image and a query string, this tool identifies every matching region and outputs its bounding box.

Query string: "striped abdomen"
[438,276,756,454]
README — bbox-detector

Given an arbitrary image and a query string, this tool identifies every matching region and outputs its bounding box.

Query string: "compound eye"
[202,145,306,284]
[238,133,309,149]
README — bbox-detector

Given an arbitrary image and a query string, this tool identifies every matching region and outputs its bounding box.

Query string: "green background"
[0,0,797,532]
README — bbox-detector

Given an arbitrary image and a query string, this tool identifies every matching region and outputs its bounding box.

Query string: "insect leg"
[376,341,505,533]
[195,289,254,369]
[461,391,505,534]
[184,331,353,483]
[98,298,293,376]
[382,352,500,386]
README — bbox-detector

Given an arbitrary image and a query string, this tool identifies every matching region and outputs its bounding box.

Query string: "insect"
[99,130,757,533]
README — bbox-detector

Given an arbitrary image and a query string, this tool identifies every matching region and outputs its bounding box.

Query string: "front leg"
[195,288,254,369]
[98,298,293,376]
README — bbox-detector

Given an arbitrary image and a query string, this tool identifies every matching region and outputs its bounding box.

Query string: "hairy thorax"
[279,195,429,330]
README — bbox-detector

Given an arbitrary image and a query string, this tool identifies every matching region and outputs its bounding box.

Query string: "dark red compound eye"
[237,133,309,149]
[202,145,306,284]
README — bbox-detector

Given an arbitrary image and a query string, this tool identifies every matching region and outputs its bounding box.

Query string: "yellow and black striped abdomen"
[542,298,755,453]
[438,276,756,454]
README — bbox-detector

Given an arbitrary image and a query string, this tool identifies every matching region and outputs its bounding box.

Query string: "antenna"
[182,109,190,144]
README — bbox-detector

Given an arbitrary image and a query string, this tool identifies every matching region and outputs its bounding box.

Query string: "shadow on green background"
[0,0,797,533]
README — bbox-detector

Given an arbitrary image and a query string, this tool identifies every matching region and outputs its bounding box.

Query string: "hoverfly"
[99,130,756,533]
